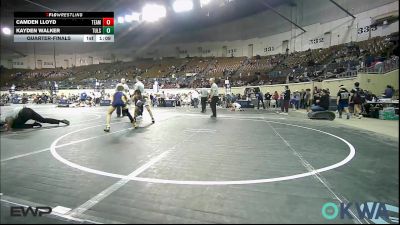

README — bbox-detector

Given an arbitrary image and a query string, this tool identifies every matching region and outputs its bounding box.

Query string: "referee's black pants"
[210,96,218,117]
[257,98,265,109]
[201,97,207,113]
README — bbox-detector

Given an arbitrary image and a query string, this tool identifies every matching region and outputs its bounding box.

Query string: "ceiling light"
[200,0,211,8]
[125,14,133,22]
[2,27,11,35]
[173,0,193,13]
[142,4,166,22]
[131,12,141,22]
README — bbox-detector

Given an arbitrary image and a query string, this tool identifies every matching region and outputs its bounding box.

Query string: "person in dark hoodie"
[311,89,330,112]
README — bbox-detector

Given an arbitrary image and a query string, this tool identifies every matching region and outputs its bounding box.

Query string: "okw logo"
[322,202,399,224]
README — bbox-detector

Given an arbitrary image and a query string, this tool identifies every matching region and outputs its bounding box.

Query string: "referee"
[209,78,219,118]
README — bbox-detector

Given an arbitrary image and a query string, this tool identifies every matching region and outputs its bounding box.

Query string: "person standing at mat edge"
[337,85,351,119]
[0,106,69,131]
[280,85,290,114]
[256,89,265,110]
[209,78,219,118]
[350,82,364,119]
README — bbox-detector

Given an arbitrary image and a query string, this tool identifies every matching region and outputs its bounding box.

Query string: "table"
[165,99,176,107]
[100,100,111,106]
[364,100,399,118]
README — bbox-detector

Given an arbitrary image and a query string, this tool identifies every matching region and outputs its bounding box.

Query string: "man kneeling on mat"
[104,85,135,132]
[0,106,69,131]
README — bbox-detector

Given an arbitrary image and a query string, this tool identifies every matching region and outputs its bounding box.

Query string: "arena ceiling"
[0,0,397,58]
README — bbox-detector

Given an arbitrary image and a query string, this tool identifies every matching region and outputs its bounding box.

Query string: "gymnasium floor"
[0,104,398,224]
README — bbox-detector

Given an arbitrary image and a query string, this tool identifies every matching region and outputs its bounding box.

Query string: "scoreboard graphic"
[13,12,114,42]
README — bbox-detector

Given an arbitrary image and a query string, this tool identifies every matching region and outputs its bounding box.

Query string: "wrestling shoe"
[61,119,70,126]
[32,122,42,128]
[104,126,110,132]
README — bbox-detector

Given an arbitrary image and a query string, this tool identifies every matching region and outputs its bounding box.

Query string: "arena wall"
[357,69,399,95]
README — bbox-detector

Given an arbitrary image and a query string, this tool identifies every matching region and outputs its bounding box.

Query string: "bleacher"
[141,58,185,78]
[180,57,212,75]
[205,57,245,77]
[1,32,398,91]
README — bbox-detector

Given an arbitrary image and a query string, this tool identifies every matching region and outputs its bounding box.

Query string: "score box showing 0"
[102,17,114,26]
[102,26,114,34]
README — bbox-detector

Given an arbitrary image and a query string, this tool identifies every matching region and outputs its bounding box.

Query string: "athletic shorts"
[112,103,126,108]
[353,96,362,104]
[137,98,149,107]
[338,101,349,110]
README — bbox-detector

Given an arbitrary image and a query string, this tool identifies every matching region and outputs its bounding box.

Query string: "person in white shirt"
[115,78,130,117]
[160,91,166,107]
[191,90,200,108]
[183,94,191,107]
[209,78,219,118]
[94,91,102,105]
[230,102,242,111]
[133,76,155,124]
[116,78,130,93]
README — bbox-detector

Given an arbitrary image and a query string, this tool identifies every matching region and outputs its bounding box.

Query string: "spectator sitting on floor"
[230,101,243,111]
[311,89,330,112]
